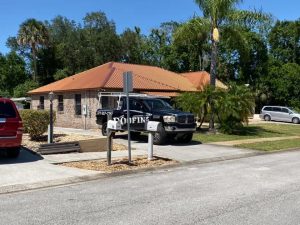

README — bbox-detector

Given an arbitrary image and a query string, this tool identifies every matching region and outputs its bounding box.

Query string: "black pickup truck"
[96,96,196,145]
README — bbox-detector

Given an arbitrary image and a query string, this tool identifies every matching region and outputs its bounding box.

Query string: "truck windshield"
[143,99,173,111]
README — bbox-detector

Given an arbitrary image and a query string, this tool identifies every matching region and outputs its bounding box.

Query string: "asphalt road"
[1,150,300,225]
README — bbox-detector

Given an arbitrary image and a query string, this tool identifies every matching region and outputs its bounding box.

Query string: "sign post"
[48,91,54,144]
[123,71,133,163]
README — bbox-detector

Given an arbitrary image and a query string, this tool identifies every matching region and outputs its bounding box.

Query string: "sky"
[0,0,299,54]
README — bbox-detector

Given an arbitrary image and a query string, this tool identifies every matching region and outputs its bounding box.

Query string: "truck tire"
[153,126,167,145]
[7,147,20,158]
[101,122,108,136]
[178,133,193,143]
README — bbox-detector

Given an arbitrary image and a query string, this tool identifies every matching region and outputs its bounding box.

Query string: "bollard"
[47,124,51,144]
[107,113,113,165]
[148,132,154,160]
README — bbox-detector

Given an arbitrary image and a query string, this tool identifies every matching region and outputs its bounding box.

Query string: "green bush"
[176,84,255,134]
[19,110,56,140]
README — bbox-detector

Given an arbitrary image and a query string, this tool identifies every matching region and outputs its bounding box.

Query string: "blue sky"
[0,0,299,54]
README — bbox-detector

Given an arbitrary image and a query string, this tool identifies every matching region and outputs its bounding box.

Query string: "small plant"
[19,109,56,140]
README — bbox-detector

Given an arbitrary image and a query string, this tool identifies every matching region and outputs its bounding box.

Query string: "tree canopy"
[0,8,298,112]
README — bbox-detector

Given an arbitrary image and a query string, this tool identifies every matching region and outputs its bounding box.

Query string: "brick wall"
[30,90,104,130]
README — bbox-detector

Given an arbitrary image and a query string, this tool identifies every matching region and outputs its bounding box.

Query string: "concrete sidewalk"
[54,127,102,137]
[0,128,261,195]
[0,149,101,194]
[115,137,259,162]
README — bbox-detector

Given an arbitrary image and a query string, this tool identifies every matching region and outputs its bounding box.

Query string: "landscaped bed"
[61,156,177,173]
[22,133,126,152]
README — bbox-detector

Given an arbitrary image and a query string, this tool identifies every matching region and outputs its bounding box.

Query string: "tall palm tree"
[194,0,269,131]
[17,19,49,81]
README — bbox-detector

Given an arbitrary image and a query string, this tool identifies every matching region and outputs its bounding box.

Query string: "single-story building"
[29,62,225,129]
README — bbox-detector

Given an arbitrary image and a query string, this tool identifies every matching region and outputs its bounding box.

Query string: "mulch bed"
[60,156,177,173]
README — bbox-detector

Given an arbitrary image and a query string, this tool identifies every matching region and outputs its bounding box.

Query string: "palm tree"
[17,19,49,81]
[194,0,270,131]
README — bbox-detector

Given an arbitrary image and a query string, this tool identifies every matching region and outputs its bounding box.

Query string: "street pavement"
[1,150,300,225]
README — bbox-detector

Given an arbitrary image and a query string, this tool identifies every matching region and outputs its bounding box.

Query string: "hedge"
[19,110,56,140]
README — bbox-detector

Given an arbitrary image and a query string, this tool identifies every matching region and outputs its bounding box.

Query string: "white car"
[259,106,300,124]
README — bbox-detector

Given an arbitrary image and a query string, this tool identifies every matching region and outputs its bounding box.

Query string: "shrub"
[19,110,56,140]
[176,83,255,134]
[216,83,255,134]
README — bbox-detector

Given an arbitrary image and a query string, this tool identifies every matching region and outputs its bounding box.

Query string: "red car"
[0,97,23,158]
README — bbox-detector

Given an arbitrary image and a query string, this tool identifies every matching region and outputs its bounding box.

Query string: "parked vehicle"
[96,94,196,145]
[0,97,23,158]
[259,106,300,124]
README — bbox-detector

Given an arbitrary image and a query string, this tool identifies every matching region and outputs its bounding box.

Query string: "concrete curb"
[2,148,299,195]
[0,151,262,195]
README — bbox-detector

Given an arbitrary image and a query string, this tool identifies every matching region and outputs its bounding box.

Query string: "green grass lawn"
[236,138,300,151]
[193,123,300,143]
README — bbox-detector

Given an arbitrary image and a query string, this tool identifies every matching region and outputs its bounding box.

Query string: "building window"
[101,96,109,109]
[39,96,44,110]
[75,94,81,115]
[58,95,64,112]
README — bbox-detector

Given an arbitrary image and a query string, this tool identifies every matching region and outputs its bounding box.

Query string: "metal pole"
[49,99,53,143]
[126,81,132,163]
[107,130,112,166]
[148,132,153,160]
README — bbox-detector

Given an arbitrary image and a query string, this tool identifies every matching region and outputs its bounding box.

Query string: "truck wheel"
[7,148,20,158]
[153,127,167,145]
[178,133,193,143]
[101,122,108,136]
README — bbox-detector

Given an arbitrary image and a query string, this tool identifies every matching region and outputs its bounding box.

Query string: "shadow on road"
[0,147,43,165]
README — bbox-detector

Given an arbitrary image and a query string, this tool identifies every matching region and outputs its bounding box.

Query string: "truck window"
[143,99,173,111]
[129,99,144,111]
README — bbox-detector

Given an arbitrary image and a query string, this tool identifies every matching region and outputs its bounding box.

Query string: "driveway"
[114,134,258,162]
[0,148,100,193]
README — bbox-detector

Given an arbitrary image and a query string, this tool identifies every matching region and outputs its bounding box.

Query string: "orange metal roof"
[29,62,197,94]
[181,71,227,90]
[29,62,113,94]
